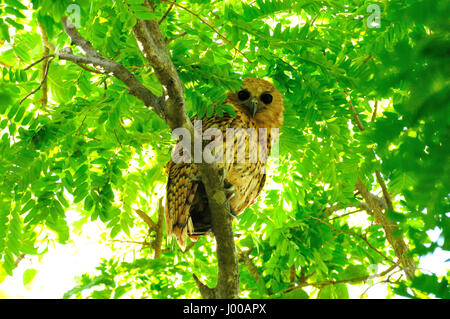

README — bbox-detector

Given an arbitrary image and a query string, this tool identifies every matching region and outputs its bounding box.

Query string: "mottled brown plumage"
[165,78,284,249]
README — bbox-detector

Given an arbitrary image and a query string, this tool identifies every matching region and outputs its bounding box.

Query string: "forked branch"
[57,3,239,299]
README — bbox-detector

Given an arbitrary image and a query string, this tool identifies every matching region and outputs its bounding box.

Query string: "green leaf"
[23,268,38,286]
[133,11,155,20]
[0,21,10,42]
[4,0,28,10]
[5,17,24,30]
[280,288,309,299]
[340,265,369,282]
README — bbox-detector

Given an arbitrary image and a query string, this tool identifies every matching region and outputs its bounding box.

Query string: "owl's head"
[227,78,284,129]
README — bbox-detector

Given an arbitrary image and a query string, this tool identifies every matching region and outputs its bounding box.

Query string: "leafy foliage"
[0,0,448,298]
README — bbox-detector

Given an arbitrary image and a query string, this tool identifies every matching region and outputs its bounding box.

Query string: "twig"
[371,100,378,122]
[20,56,55,105]
[76,114,88,136]
[375,170,393,211]
[310,9,323,25]
[281,263,399,295]
[321,201,369,219]
[159,1,175,24]
[166,31,187,44]
[113,128,122,148]
[344,89,365,131]
[290,265,296,283]
[14,253,26,268]
[38,23,55,52]
[111,239,151,246]
[23,54,55,71]
[329,209,363,220]
[161,0,252,63]
[133,200,165,259]
[309,215,396,265]
[73,61,104,74]
[152,197,165,258]
[362,52,373,65]
[135,209,158,232]
[39,24,50,107]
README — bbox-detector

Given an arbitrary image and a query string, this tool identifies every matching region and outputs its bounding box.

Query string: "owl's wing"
[165,109,253,248]
[165,160,198,250]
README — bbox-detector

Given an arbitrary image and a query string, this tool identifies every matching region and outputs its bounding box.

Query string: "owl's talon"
[228,207,237,219]
[224,182,234,192]
[218,167,226,183]
[223,179,236,218]
[224,180,235,199]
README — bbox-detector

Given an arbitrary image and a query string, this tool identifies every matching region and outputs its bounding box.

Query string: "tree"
[0,0,448,299]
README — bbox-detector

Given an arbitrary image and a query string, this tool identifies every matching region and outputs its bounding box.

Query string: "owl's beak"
[250,97,258,116]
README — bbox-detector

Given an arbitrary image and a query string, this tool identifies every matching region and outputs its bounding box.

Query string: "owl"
[165,78,284,249]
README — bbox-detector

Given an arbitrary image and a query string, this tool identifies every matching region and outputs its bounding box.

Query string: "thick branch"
[60,9,239,299]
[238,247,268,294]
[193,274,216,299]
[134,203,164,259]
[195,162,239,298]
[131,2,188,130]
[59,18,166,119]
[375,170,394,211]
[131,1,239,299]
[356,177,416,280]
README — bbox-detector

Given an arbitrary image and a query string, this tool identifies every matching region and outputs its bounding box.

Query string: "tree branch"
[59,8,239,298]
[135,209,158,232]
[193,274,216,299]
[375,170,394,211]
[20,55,54,105]
[281,263,399,295]
[159,1,175,25]
[23,54,55,71]
[238,247,268,293]
[131,1,239,298]
[355,177,416,280]
[371,100,378,122]
[309,215,396,265]
[38,23,52,107]
[153,198,165,259]
[58,17,166,120]
[344,89,365,131]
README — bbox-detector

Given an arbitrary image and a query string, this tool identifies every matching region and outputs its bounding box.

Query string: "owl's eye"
[237,89,250,101]
[260,93,273,104]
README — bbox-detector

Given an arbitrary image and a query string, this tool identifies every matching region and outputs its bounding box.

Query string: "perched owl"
[165,78,284,249]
